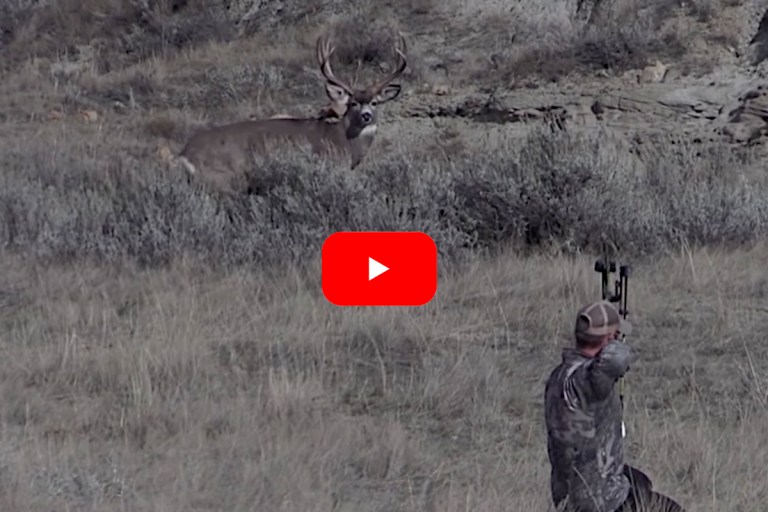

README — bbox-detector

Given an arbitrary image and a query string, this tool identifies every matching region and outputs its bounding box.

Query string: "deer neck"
[345,123,377,169]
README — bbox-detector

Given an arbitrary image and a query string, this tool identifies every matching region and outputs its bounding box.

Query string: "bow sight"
[594,244,632,330]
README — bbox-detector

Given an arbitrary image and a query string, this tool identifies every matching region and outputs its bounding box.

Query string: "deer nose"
[361,111,372,124]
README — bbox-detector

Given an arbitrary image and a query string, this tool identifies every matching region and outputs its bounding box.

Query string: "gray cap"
[575,300,631,338]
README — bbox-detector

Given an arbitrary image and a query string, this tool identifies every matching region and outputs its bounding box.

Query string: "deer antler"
[372,32,408,94]
[316,34,354,94]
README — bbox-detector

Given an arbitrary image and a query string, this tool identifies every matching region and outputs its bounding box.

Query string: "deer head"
[315,32,408,139]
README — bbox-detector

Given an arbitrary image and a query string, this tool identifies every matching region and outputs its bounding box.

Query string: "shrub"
[1,128,765,269]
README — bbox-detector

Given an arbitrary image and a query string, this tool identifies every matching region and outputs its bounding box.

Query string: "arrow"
[368,257,389,281]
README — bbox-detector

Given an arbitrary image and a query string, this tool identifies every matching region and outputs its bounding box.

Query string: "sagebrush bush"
[1,127,765,269]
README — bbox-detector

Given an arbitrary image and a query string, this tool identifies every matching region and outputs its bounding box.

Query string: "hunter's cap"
[575,300,631,338]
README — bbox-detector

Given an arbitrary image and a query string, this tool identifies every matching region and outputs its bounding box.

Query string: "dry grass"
[1,245,767,510]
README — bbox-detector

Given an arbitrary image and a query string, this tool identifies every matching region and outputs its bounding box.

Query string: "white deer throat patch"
[359,125,378,138]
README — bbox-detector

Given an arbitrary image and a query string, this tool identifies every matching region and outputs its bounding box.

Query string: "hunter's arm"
[566,341,633,403]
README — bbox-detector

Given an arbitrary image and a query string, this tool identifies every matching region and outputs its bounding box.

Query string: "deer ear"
[374,84,401,104]
[325,83,350,104]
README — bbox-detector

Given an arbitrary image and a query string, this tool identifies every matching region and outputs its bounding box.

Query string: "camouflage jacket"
[544,341,633,512]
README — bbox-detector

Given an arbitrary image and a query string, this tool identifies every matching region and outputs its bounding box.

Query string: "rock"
[591,100,605,119]
[722,122,765,144]
[158,145,175,163]
[47,109,64,122]
[718,82,768,144]
[79,110,99,123]
[422,55,447,72]
[748,8,768,65]
[431,85,450,96]
[638,61,669,84]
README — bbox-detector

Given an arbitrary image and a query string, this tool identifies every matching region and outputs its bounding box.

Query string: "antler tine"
[316,34,353,93]
[372,32,408,94]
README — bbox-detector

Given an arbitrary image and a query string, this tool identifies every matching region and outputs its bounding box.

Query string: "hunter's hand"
[580,340,634,401]
[600,340,633,372]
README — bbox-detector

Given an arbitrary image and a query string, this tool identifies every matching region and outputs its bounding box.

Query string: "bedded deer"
[177,33,408,193]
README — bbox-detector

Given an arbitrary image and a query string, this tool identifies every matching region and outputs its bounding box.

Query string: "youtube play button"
[322,232,438,306]
[368,257,389,281]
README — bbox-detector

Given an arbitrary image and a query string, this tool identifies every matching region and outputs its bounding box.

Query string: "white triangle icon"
[368,257,389,281]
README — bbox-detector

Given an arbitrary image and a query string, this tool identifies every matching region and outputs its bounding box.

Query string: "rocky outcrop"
[720,83,768,143]
[748,8,768,65]
[395,76,768,150]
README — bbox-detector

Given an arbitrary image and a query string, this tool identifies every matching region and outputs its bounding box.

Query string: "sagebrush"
[1,127,765,268]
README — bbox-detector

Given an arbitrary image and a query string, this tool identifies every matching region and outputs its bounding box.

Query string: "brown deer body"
[178,33,407,194]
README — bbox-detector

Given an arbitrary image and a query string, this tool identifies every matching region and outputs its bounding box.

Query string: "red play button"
[321,232,438,306]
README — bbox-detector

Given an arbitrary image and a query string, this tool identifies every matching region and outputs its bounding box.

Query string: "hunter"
[544,300,686,511]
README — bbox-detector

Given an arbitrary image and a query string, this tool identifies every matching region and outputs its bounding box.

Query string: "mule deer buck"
[177,32,408,193]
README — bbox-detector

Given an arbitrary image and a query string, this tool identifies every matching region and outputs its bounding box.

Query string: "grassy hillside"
[2,247,767,510]
[1,0,768,510]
